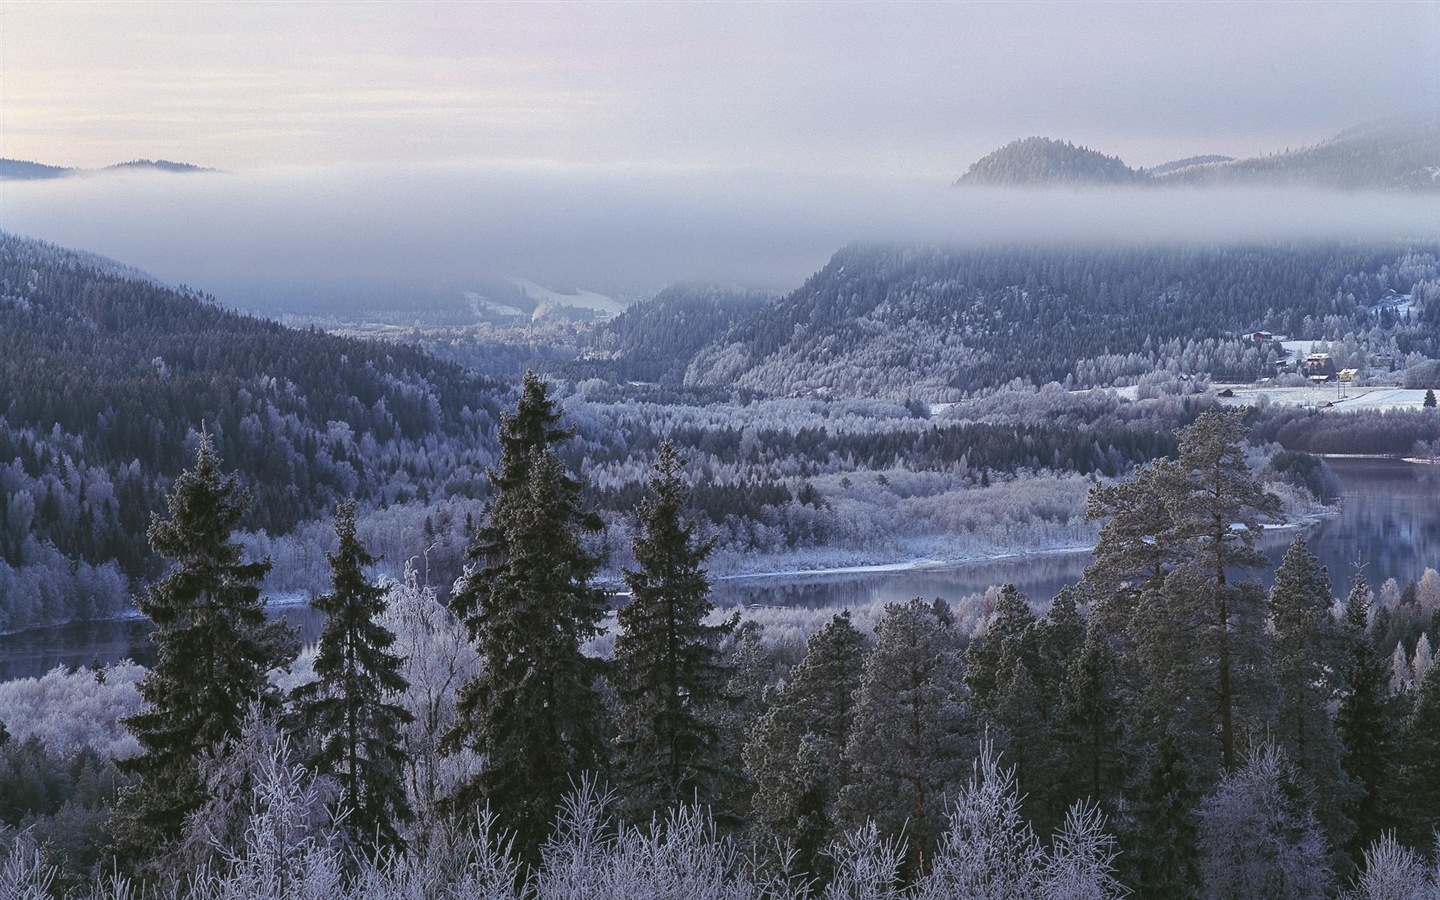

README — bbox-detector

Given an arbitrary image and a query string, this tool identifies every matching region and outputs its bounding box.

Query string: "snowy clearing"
[1214,384,1434,412]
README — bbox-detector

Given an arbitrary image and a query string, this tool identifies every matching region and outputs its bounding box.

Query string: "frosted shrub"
[822,822,906,900]
[1197,744,1332,900]
[0,661,144,758]
[1348,832,1440,900]
[536,781,753,900]
[914,738,1043,900]
[0,836,56,900]
[186,727,343,900]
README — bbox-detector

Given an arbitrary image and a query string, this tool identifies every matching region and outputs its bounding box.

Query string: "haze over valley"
[2,3,1440,898]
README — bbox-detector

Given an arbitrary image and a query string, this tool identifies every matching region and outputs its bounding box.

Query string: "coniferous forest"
[6,4,1440,896]
[4,351,1440,896]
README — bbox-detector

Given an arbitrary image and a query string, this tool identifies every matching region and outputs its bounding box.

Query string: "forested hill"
[955,119,1440,190]
[0,158,216,180]
[1158,118,1440,191]
[684,242,1439,400]
[564,283,774,385]
[0,232,505,626]
[955,137,1145,186]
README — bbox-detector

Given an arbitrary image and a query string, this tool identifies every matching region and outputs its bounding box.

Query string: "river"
[2,457,1436,681]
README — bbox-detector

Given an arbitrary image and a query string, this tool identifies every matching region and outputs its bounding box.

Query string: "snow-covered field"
[1214,383,1433,412]
[509,278,627,317]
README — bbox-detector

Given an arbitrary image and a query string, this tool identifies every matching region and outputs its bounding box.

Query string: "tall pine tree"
[292,499,413,857]
[612,441,733,821]
[445,372,609,856]
[1268,534,1354,855]
[115,434,296,866]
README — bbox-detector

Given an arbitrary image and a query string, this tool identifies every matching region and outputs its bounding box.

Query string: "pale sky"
[2,0,1436,178]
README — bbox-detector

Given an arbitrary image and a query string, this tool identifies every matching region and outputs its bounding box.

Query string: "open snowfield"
[1214,383,1433,412]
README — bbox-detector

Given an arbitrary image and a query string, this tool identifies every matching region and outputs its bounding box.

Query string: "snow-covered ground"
[1214,383,1433,412]
[509,278,627,317]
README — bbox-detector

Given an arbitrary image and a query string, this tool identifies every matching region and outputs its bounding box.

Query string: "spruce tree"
[1335,572,1400,859]
[612,441,733,820]
[1123,730,1202,899]
[744,610,869,876]
[115,434,296,864]
[839,598,969,874]
[1059,618,1129,814]
[445,372,609,855]
[292,499,413,857]
[1396,656,1440,848]
[1268,534,1354,853]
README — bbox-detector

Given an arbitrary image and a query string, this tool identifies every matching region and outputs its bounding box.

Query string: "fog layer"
[2,165,1436,314]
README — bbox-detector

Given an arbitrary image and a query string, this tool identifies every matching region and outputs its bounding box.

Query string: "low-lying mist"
[2,164,1436,316]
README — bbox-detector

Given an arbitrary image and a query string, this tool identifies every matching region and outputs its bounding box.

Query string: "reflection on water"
[2,457,1437,681]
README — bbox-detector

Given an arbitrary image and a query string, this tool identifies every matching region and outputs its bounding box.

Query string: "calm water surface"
[2,457,1436,681]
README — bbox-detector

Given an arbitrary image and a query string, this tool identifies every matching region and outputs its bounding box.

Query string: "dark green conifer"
[1335,572,1401,857]
[1396,653,1440,847]
[744,610,869,876]
[612,441,733,820]
[292,499,413,857]
[1268,535,1354,854]
[115,434,296,864]
[840,598,969,874]
[445,373,609,856]
[1123,731,1202,898]
[1059,618,1129,813]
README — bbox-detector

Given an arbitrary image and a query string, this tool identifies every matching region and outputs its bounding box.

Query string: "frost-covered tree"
[1196,744,1333,900]
[446,372,610,855]
[612,441,734,822]
[1414,633,1434,684]
[1349,832,1440,900]
[840,598,969,872]
[745,610,869,876]
[1269,535,1354,852]
[377,564,482,843]
[114,434,297,867]
[292,500,412,857]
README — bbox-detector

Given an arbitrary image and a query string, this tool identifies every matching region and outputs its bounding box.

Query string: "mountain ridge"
[0,158,219,180]
[956,118,1439,191]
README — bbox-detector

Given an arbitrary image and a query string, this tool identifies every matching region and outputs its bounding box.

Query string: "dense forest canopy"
[685,241,1439,400]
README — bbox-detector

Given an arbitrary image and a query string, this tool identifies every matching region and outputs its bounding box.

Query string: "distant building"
[1304,353,1336,380]
[1338,368,1361,383]
[1245,331,1274,344]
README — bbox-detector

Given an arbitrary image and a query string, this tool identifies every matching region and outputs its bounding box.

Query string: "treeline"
[1255,405,1440,456]
[0,233,511,628]
[3,399,1438,899]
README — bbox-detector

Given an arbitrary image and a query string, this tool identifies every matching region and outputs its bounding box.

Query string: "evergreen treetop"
[292,499,413,857]
[116,433,296,866]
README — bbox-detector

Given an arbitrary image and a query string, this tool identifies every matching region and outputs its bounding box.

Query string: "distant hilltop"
[956,118,1440,191]
[0,158,219,180]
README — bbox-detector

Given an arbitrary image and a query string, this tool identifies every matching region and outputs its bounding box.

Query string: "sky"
[3,0,1437,178]
[0,1,1437,309]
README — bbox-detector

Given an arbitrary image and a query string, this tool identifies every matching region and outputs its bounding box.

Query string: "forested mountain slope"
[1159,119,1440,190]
[685,242,1439,400]
[0,232,505,628]
[565,283,774,384]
